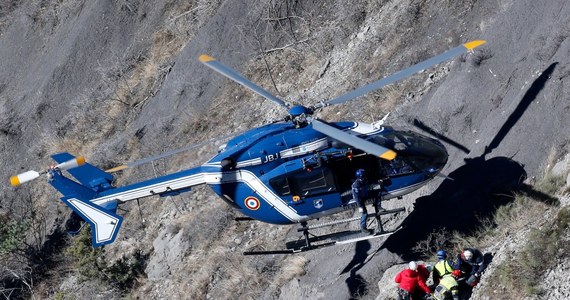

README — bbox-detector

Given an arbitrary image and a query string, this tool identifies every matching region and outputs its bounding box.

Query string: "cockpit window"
[368,134,402,151]
[368,131,447,173]
[383,157,414,176]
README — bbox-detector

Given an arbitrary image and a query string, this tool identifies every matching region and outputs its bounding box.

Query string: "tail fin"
[62,196,123,246]
[48,153,121,247]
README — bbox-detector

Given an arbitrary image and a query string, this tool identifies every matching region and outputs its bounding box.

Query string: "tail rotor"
[10,156,86,186]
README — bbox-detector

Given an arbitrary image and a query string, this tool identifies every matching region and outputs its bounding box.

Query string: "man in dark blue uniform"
[352,169,371,233]
[456,248,488,287]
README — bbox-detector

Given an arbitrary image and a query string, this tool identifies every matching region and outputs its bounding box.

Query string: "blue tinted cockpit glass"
[367,131,447,173]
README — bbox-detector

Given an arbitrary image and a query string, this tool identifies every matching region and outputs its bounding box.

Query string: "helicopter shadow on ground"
[380,62,559,261]
[337,62,559,299]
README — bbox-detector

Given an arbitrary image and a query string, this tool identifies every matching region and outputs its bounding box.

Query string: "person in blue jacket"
[455,248,487,287]
[352,169,370,233]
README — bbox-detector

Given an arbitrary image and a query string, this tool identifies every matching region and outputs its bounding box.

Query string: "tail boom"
[49,162,207,247]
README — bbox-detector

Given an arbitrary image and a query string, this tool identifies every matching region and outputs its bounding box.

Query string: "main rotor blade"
[106,129,249,173]
[326,40,486,106]
[199,54,288,108]
[312,119,396,160]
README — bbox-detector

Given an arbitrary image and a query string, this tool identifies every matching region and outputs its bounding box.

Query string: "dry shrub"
[412,227,453,260]
[536,173,566,196]
[492,207,570,297]
[183,254,214,298]
[211,253,266,299]
[98,0,224,133]
[493,194,541,229]
[455,192,550,251]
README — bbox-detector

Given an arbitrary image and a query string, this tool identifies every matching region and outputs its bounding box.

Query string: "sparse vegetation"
[66,227,147,292]
[413,191,548,261]
[536,173,566,196]
[0,217,29,255]
[429,172,567,299]
[412,227,453,259]
[493,207,570,296]
[66,227,105,281]
[0,191,52,300]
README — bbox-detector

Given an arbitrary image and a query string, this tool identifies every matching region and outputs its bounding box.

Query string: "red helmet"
[451,270,462,277]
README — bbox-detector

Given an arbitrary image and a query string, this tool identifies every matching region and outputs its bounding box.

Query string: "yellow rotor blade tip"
[380,150,397,161]
[464,40,487,50]
[10,175,21,186]
[199,54,216,62]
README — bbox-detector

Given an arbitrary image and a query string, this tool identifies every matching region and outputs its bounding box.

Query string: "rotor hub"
[288,105,311,117]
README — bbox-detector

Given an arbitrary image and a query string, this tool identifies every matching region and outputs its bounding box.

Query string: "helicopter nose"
[428,139,448,170]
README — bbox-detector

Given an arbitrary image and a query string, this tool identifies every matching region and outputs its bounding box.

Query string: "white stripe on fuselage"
[236,158,262,168]
[279,138,328,159]
[90,170,304,223]
[203,170,303,222]
[205,122,384,168]
[92,173,206,206]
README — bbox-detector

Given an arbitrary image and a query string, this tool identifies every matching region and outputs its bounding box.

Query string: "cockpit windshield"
[367,131,448,175]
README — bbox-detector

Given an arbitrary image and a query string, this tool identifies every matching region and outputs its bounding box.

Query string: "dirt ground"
[1,0,569,299]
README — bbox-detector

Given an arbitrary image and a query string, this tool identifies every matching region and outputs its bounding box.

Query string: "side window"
[269,176,291,196]
[269,168,337,197]
[290,168,336,197]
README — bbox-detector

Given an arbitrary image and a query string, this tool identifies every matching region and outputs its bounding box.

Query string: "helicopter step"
[299,207,405,231]
[242,228,400,255]
[242,206,404,255]
[286,228,399,249]
[333,228,398,244]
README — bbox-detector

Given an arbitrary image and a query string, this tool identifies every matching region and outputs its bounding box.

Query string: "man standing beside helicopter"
[352,169,369,233]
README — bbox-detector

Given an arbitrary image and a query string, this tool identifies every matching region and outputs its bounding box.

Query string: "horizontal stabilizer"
[52,152,113,192]
[62,197,123,247]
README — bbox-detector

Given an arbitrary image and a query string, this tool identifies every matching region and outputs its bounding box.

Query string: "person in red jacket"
[395,261,432,300]
[414,263,432,299]
[417,263,431,282]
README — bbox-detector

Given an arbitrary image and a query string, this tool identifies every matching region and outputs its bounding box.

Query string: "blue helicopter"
[10,40,486,254]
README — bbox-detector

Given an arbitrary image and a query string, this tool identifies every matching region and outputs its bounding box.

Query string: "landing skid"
[243,207,404,255]
[243,228,400,255]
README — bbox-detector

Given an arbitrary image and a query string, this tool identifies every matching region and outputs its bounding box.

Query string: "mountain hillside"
[1,0,569,299]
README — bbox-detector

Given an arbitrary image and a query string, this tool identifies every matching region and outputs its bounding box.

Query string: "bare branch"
[264,38,309,54]
[262,15,305,22]
[168,6,200,23]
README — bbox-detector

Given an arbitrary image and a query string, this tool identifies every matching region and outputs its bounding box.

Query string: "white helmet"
[463,250,473,260]
[408,261,418,271]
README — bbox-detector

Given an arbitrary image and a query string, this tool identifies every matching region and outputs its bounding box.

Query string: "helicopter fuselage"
[200,121,448,224]
[66,120,447,227]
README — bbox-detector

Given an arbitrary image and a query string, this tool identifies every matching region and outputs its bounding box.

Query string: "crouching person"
[456,248,487,287]
[395,261,432,300]
[433,270,461,300]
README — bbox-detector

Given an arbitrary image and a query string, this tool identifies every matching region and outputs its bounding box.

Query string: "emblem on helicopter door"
[313,199,323,209]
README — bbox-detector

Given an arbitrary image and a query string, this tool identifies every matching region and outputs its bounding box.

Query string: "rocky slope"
[1,0,569,299]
